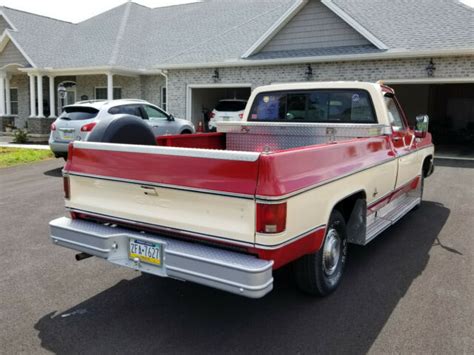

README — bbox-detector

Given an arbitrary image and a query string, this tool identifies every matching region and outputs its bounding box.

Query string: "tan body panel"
[257,145,434,248]
[66,176,256,245]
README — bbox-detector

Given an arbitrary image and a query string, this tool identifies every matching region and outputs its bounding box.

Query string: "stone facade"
[167,55,474,119]
[11,74,165,134]
[141,75,166,107]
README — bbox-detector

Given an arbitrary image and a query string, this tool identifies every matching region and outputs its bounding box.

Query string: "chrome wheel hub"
[322,228,341,276]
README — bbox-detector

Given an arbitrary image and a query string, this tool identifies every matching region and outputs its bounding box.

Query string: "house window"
[95,87,122,100]
[161,86,167,111]
[10,88,18,115]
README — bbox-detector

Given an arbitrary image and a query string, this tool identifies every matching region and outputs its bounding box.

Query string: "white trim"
[0,10,18,32]
[37,74,44,117]
[73,141,261,162]
[0,63,25,71]
[158,48,474,70]
[0,30,36,68]
[321,0,388,50]
[48,76,56,118]
[5,74,10,115]
[382,77,474,85]
[19,66,160,76]
[241,0,308,58]
[186,83,253,121]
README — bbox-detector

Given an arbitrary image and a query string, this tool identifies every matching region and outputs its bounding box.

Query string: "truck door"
[385,95,419,189]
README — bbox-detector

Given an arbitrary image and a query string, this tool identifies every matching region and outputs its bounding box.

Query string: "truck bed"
[157,122,389,152]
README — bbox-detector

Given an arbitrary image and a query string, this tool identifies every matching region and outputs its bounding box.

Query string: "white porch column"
[37,74,44,118]
[49,76,56,118]
[0,73,5,116]
[107,73,114,100]
[5,74,11,116]
[29,74,37,117]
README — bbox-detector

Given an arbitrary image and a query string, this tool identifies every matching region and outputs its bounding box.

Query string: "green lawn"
[0,147,54,168]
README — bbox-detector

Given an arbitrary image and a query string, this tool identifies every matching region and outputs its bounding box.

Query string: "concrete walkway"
[0,142,50,150]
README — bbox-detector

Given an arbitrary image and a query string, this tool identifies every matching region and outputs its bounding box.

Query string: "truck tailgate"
[65,142,261,245]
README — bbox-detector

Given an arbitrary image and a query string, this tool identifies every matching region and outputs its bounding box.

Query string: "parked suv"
[208,99,247,131]
[49,99,195,159]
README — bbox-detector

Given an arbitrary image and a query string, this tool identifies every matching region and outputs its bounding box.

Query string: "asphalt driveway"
[0,159,472,354]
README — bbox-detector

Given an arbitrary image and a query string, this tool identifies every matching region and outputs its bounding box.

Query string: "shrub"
[13,129,29,144]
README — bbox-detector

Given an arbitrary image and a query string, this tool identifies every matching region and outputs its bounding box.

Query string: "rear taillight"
[80,122,97,132]
[239,113,244,119]
[256,202,287,234]
[63,175,70,200]
[51,123,56,131]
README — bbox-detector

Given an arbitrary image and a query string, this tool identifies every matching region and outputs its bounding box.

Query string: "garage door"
[187,86,252,130]
[392,84,474,158]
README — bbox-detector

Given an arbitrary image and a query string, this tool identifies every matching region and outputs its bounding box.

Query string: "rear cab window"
[249,89,376,123]
[60,106,99,121]
[215,101,247,112]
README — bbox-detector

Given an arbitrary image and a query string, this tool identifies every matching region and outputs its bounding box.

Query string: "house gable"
[0,38,30,68]
[260,0,373,53]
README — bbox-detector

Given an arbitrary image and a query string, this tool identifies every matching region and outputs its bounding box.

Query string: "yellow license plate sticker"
[129,239,162,266]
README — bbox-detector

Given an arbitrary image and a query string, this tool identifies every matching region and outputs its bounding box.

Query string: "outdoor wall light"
[426,58,436,77]
[57,83,67,99]
[305,64,313,80]
[212,69,220,82]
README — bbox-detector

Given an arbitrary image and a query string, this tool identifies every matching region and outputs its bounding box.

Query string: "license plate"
[61,130,75,141]
[129,239,163,266]
[223,116,230,121]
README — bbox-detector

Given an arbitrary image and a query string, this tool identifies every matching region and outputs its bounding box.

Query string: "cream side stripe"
[66,172,255,200]
[73,141,261,162]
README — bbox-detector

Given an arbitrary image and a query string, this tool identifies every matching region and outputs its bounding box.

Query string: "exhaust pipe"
[75,253,93,261]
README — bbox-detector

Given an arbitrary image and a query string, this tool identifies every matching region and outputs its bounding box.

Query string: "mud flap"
[346,199,367,245]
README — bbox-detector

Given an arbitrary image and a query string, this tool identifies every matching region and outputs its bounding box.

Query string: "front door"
[385,95,419,189]
[143,105,177,136]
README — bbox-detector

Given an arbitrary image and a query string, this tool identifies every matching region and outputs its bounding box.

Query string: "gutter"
[155,48,474,70]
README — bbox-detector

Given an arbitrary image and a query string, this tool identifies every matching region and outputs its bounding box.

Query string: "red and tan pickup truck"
[50,82,434,298]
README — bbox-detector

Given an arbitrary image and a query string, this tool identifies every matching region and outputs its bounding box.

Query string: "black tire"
[181,130,192,134]
[87,115,156,146]
[294,209,348,297]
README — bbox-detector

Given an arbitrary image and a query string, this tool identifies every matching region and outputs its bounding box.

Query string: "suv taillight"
[51,123,56,131]
[63,175,70,200]
[256,202,287,234]
[81,122,97,132]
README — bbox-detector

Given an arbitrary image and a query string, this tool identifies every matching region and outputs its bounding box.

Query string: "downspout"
[158,69,169,112]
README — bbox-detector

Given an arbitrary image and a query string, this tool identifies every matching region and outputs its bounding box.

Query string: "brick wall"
[167,55,474,119]
[75,75,142,100]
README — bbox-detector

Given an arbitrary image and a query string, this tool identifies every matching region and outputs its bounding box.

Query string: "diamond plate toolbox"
[218,122,389,152]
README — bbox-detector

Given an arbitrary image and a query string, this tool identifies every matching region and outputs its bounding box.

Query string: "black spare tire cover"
[87,114,157,146]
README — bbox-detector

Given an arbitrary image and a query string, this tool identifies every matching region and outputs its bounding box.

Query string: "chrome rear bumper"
[49,217,273,298]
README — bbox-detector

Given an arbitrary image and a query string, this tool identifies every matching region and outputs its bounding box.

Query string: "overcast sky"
[0,0,201,23]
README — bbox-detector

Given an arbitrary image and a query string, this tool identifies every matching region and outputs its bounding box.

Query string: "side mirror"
[415,114,429,139]
[168,114,175,122]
